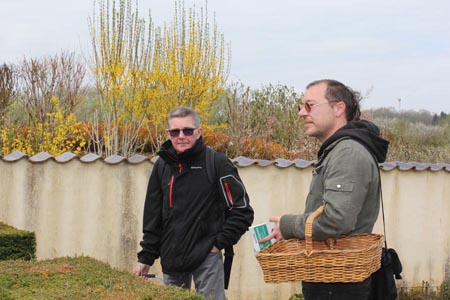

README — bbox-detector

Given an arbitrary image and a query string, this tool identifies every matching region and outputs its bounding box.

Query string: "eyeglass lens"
[298,103,312,113]
[168,128,196,137]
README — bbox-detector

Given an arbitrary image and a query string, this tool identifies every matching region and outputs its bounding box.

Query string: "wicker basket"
[255,205,383,283]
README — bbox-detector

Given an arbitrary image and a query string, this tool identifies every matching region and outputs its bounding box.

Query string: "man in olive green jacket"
[260,79,389,300]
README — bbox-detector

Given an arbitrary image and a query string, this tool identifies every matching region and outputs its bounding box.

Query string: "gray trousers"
[163,251,225,300]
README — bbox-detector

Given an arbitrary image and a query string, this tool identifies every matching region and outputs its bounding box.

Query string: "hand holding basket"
[255,205,383,283]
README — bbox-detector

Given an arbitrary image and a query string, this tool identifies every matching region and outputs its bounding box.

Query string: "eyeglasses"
[167,127,197,137]
[298,101,336,113]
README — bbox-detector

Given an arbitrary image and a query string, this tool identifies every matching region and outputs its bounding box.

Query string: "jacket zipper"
[169,162,183,209]
[224,181,234,208]
[169,176,174,208]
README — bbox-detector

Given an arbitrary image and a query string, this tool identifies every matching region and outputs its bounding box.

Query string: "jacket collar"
[317,120,390,164]
[158,136,205,165]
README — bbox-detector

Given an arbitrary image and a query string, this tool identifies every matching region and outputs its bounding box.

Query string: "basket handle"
[305,205,325,254]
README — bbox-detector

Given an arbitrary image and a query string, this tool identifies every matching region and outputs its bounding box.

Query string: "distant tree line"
[364,107,449,126]
[364,108,450,163]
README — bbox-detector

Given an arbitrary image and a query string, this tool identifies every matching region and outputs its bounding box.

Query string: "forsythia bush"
[89,0,229,156]
[1,97,87,156]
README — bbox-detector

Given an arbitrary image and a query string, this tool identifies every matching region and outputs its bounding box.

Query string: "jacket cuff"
[279,214,298,240]
[214,239,226,251]
[137,253,155,266]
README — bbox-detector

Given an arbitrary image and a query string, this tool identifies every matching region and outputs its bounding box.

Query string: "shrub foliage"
[88,0,229,156]
[0,0,449,162]
[0,223,36,261]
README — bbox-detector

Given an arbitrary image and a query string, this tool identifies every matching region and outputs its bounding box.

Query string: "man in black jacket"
[133,106,254,300]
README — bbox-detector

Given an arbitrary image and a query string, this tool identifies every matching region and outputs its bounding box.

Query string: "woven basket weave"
[255,205,383,283]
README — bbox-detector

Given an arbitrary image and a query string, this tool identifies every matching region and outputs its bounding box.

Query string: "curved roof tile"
[380,162,397,171]
[294,159,315,169]
[0,151,449,172]
[80,153,102,163]
[55,152,78,163]
[128,154,150,164]
[104,155,126,164]
[429,164,445,171]
[274,158,294,168]
[395,161,415,171]
[233,156,258,167]
[409,162,428,171]
[2,151,28,162]
[255,159,275,167]
[29,152,54,163]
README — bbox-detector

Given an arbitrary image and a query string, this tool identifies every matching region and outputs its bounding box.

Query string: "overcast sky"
[1,0,450,113]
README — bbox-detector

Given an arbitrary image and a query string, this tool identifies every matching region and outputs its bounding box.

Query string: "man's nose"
[298,107,308,117]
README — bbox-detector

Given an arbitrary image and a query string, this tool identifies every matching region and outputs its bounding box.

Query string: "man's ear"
[334,101,346,118]
[197,127,203,138]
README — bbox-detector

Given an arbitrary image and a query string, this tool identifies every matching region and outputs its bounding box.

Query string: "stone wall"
[1,153,449,300]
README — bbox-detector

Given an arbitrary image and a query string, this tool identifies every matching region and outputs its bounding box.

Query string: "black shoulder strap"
[206,146,234,290]
[205,146,216,185]
[155,157,165,180]
[343,139,389,248]
[357,141,389,248]
[366,148,389,249]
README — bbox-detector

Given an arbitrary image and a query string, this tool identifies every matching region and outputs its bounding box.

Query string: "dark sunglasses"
[167,127,197,137]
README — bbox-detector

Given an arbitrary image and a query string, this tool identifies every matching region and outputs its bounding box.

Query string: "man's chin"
[303,128,317,138]
[174,146,189,153]
[303,126,313,134]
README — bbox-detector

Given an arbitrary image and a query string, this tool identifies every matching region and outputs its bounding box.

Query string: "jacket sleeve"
[280,141,378,240]
[137,159,163,265]
[214,156,254,250]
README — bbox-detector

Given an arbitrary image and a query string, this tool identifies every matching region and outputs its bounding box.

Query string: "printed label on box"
[250,222,276,252]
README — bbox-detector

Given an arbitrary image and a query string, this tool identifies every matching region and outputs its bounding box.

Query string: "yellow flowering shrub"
[1,97,87,156]
[89,0,229,156]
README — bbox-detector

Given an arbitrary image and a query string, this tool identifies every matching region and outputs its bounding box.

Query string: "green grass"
[0,256,204,300]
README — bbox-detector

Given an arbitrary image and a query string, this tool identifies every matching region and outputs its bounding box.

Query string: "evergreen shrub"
[0,223,36,261]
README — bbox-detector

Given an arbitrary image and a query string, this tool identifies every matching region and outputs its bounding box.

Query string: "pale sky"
[1,0,450,113]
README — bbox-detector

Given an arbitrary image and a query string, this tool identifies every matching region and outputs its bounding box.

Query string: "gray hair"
[167,106,201,128]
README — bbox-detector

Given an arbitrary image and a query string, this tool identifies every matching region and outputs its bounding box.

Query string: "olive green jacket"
[280,138,381,240]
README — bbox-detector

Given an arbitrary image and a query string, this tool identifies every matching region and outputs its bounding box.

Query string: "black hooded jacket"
[137,137,254,274]
[318,120,389,163]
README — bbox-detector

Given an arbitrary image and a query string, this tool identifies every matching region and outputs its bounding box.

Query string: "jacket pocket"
[324,180,354,192]
[219,175,248,209]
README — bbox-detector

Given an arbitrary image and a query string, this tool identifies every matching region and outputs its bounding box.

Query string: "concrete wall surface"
[1,156,449,300]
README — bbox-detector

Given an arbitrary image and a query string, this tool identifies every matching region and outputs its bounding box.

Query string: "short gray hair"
[167,106,201,128]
